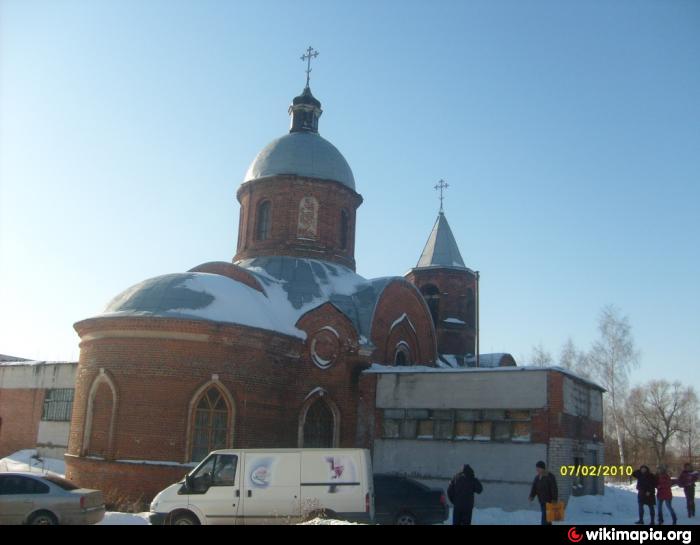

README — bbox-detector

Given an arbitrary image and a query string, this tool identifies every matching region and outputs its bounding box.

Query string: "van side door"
[241,452,301,524]
[187,453,240,525]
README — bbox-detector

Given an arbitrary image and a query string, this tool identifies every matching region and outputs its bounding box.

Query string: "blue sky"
[1,0,698,392]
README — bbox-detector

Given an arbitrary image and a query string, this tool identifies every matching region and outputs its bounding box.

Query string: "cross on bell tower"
[301,46,319,88]
[434,179,449,213]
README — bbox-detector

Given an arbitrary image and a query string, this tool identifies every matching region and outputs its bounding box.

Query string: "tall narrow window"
[191,387,231,463]
[255,200,271,241]
[340,210,349,250]
[303,398,334,448]
[420,284,440,326]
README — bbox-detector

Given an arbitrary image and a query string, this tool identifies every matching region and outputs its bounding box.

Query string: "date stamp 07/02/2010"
[559,465,633,477]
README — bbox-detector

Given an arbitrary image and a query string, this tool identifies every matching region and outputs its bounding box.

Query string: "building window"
[381,408,532,442]
[420,284,440,326]
[393,342,411,366]
[340,210,349,250]
[303,398,334,448]
[42,389,74,422]
[255,200,271,241]
[191,387,231,463]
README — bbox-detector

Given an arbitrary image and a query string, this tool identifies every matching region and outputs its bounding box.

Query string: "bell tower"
[405,181,479,365]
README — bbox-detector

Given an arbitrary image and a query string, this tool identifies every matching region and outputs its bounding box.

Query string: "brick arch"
[185,380,236,463]
[82,370,118,459]
[297,388,340,448]
[385,314,420,365]
[369,279,438,365]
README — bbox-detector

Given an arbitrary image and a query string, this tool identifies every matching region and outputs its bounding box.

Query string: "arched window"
[420,284,440,326]
[303,398,334,448]
[255,200,271,241]
[82,372,117,459]
[394,342,411,365]
[340,210,349,250]
[191,387,231,463]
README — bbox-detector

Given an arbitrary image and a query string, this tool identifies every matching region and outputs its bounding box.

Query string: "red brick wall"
[405,268,477,356]
[64,455,191,509]
[530,372,603,443]
[0,388,44,458]
[67,311,373,501]
[369,280,437,365]
[234,176,363,270]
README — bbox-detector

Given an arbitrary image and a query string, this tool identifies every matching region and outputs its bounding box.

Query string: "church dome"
[243,131,355,190]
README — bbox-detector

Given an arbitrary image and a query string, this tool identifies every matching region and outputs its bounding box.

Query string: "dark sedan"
[373,474,449,525]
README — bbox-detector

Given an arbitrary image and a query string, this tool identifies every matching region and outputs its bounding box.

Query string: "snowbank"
[0,449,66,477]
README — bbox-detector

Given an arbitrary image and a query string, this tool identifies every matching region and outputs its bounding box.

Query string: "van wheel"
[29,511,58,525]
[169,511,199,525]
[395,511,417,525]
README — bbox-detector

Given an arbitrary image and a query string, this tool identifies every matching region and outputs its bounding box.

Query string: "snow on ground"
[2,451,697,526]
[0,449,66,477]
[98,512,151,525]
[298,517,360,525]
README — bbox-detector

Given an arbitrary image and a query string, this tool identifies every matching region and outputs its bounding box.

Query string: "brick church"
[0,66,606,509]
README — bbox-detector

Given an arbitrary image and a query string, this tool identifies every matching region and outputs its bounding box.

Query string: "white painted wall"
[0,362,77,389]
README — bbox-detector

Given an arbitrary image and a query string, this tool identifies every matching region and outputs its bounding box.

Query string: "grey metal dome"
[243,132,356,190]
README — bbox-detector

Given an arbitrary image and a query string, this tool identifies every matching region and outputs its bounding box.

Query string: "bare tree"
[676,391,700,462]
[530,342,553,367]
[559,337,592,378]
[627,381,697,466]
[589,305,639,466]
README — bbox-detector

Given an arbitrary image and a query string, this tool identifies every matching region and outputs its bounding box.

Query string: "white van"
[149,449,374,525]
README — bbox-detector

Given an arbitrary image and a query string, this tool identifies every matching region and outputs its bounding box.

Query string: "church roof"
[244,131,356,190]
[91,257,401,345]
[416,212,466,269]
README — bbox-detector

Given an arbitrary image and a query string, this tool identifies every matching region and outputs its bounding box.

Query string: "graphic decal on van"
[248,457,274,488]
[325,456,357,493]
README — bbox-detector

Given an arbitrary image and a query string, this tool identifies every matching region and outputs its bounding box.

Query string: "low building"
[0,360,77,459]
[358,364,605,510]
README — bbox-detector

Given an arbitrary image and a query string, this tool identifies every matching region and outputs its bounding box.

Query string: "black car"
[373,474,449,525]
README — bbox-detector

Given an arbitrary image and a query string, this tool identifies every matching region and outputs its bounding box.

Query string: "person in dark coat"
[678,463,698,518]
[632,465,657,525]
[447,464,483,525]
[528,461,559,525]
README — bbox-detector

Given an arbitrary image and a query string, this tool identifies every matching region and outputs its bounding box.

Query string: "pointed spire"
[416,212,466,268]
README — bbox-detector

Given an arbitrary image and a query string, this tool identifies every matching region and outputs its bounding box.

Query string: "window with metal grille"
[42,389,74,422]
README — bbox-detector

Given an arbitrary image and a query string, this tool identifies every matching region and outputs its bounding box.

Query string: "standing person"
[447,464,483,525]
[632,465,657,525]
[528,461,559,525]
[677,463,698,518]
[656,465,677,525]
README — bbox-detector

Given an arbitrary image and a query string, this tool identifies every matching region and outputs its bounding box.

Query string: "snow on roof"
[0,354,31,362]
[98,271,308,339]
[91,257,407,344]
[364,363,605,391]
[0,360,76,367]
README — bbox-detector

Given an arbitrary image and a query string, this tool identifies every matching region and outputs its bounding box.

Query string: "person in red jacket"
[678,463,698,518]
[656,465,677,525]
